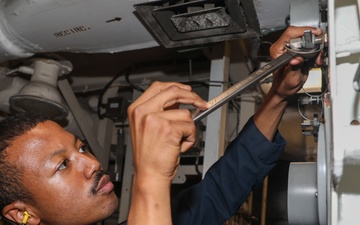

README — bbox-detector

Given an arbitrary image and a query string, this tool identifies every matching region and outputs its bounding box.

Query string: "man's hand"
[127,82,207,225]
[254,26,323,141]
[127,81,208,181]
[269,26,323,99]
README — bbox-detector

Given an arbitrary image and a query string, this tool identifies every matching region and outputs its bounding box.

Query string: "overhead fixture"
[0,75,27,115]
[134,0,261,48]
[9,59,72,120]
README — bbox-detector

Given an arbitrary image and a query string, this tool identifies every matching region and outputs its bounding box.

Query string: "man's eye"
[58,160,69,171]
[79,144,89,153]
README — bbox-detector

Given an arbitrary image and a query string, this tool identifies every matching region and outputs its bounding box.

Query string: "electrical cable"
[97,66,133,119]
[194,153,202,176]
[124,68,145,93]
[297,93,326,122]
[5,68,19,76]
[297,76,328,121]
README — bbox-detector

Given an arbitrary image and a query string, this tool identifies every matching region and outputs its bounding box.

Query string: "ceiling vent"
[134,0,261,48]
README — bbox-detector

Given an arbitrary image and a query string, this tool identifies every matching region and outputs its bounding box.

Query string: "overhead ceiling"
[0,0,291,63]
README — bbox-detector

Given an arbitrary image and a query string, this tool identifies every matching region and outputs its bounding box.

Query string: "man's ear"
[2,202,41,225]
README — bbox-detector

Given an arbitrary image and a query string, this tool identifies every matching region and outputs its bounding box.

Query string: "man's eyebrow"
[48,135,78,160]
[46,149,66,161]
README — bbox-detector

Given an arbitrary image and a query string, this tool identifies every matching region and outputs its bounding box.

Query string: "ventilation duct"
[134,0,261,48]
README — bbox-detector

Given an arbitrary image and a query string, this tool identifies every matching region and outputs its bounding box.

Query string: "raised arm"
[126,82,208,225]
[171,26,324,225]
[254,26,323,141]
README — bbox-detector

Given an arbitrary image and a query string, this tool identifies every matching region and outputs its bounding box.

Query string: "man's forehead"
[11,120,65,144]
[6,120,73,166]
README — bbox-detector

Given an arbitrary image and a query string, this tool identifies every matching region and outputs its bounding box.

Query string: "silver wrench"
[192,31,324,122]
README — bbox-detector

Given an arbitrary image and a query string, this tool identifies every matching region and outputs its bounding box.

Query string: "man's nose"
[79,153,102,179]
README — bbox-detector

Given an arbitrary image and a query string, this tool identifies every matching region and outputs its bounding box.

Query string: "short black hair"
[0,112,49,213]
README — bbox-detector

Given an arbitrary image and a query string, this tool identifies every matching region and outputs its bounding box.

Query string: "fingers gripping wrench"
[192,30,324,122]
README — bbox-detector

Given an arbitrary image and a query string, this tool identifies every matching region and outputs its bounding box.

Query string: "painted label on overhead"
[53,26,91,37]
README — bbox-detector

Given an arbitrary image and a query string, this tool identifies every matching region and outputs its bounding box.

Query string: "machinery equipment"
[1,0,360,224]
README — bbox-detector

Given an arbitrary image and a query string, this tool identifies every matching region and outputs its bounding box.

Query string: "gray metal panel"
[288,162,319,225]
[290,0,321,28]
[202,42,230,176]
[254,0,290,31]
[0,0,159,61]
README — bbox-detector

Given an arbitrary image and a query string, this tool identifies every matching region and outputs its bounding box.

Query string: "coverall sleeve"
[171,116,286,225]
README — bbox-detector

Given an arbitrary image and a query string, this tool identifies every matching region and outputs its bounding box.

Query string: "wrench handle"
[192,51,298,122]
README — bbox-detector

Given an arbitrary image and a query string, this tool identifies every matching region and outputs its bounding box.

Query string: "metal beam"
[202,41,231,176]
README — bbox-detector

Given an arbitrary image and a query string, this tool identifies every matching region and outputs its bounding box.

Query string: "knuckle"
[127,103,135,114]
[131,104,146,120]
[182,108,192,118]
[147,81,163,93]
[151,81,161,88]
[167,85,180,93]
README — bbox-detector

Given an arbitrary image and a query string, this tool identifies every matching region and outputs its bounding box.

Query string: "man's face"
[6,120,118,225]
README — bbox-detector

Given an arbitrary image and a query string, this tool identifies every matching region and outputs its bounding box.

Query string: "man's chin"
[108,193,119,214]
[107,192,119,211]
[95,193,119,222]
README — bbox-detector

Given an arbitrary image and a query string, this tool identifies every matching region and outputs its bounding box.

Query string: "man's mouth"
[94,174,114,195]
